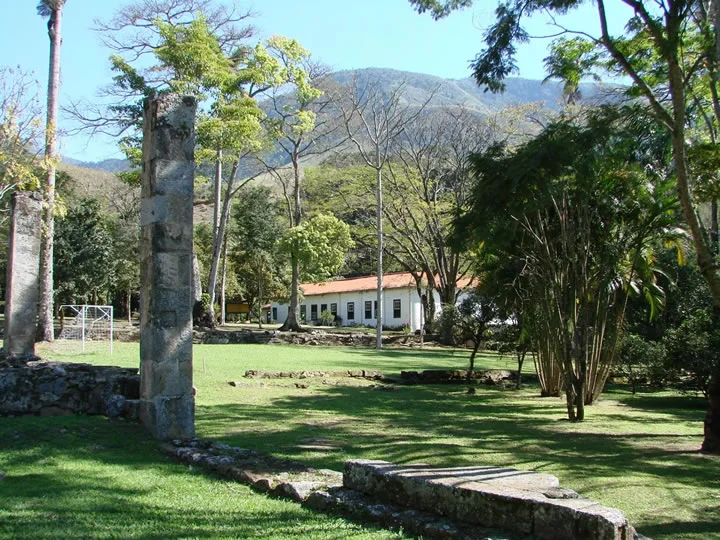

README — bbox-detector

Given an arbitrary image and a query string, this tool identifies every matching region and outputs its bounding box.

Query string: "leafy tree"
[257,45,341,332]
[457,108,679,421]
[230,185,286,326]
[410,0,720,453]
[277,214,354,284]
[0,67,43,216]
[54,199,116,305]
[37,0,66,342]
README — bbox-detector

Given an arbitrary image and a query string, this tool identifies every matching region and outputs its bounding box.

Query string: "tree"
[54,199,117,305]
[230,185,286,326]
[457,108,678,421]
[0,66,43,219]
[410,0,720,452]
[337,77,435,347]
[258,48,342,332]
[37,0,66,342]
[384,107,490,323]
[277,213,354,287]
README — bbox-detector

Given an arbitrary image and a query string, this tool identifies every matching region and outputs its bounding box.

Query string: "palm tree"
[36,0,66,342]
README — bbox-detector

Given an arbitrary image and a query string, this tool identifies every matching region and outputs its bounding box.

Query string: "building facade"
[270,272,471,332]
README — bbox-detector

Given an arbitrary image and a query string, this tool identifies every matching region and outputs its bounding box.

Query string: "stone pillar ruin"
[139,94,197,440]
[4,191,43,358]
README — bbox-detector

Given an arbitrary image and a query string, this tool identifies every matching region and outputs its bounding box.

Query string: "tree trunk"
[703,307,720,452]
[207,159,238,325]
[280,152,305,333]
[516,350,526,390]
[37,4,63,342]
[668,60,720,452]
[219,231,228,326]
[279,251,304,331]
[467,336,481,382]
[126,286,132,324]
[376,164,383,349]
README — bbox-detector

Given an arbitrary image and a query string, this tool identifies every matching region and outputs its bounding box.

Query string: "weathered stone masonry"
[4,191,43,358]
[139,93,197,441]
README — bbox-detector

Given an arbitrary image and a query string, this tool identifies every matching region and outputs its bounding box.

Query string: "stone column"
[4,191,43,358]
[139,94,196,440]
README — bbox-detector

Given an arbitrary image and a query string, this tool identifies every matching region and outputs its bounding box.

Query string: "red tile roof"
[300,272,475,296]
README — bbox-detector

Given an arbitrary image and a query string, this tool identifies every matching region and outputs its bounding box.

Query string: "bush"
[436,305,461,345]
[319,309,335,326]
[619,333,669,392]
[662,309,720,396]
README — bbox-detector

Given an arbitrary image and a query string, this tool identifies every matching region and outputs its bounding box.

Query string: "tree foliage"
[458,107,680,421]
[277,214,354,283]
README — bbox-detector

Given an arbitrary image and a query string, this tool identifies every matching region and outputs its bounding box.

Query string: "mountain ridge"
[64,68,618,171]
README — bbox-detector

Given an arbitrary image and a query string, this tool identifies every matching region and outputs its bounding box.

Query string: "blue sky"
[0,0,626,162]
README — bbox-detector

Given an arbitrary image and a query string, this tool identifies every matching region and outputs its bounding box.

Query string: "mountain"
[328,68,621,115]
[63,157,129,173]
[59,68,618,191]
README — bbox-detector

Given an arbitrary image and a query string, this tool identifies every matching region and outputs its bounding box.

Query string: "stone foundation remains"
[344,460,637,540]
[164,439,640,540]
[0,358,139,418]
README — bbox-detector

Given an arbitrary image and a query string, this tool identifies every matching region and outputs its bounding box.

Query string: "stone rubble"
[0,357,139,418]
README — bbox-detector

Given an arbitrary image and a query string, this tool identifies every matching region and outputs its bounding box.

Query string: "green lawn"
[5,341,720,539]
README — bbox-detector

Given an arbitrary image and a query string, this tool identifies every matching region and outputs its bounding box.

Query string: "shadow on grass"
[197,382,720,540]
[0,416,398,539]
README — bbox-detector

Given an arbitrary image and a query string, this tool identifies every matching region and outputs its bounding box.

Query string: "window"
[320,303,328,314]
[347,302,355,320]
[393,299,401,318]
[272,307,278,321]
[330,303,337,316]
[300,304,307,321]
[364,300,373,319]
[310,304,318,320]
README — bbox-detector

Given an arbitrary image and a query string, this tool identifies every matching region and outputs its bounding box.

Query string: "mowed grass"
[10,341,720,539]
[0,415,401,539]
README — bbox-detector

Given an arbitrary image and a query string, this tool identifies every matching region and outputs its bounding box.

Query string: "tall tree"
[36,0,66,342]
[337,78,435,348]
[410,0,720,454]
[258,50,341,332]
[0,66,43,218]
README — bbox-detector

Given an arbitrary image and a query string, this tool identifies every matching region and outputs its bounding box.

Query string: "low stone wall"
[344,460,637,540]
[164,439,526,539]
[243,369,383,380]
[0,357,140,418]
[398,369,516,385]
[196,329,427,347]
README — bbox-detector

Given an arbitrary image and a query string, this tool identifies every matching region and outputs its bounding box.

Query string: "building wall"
[270,287,441,331]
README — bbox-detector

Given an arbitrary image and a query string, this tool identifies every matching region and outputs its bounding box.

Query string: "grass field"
[3,341,720,539]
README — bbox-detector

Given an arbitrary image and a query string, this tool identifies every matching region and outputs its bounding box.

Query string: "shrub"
[619,333,668,393]
[662,309,720,396]
[319,309,335,326]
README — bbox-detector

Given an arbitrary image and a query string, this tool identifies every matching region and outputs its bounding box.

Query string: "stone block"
[343,460,636,540]
[4,192,42,357]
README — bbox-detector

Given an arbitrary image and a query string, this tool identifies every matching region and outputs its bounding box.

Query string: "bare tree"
[384,106,491,324]
[337,77,435,348]
[36,0,66,342]
[0,67,43,219]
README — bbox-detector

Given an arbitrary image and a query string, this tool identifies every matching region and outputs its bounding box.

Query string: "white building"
[270,272,473,332]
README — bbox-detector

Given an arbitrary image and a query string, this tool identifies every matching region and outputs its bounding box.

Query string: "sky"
[0,0,627,162]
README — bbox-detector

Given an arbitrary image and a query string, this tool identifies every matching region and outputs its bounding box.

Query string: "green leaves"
[154,15,233,97]
[278,214,354,282]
